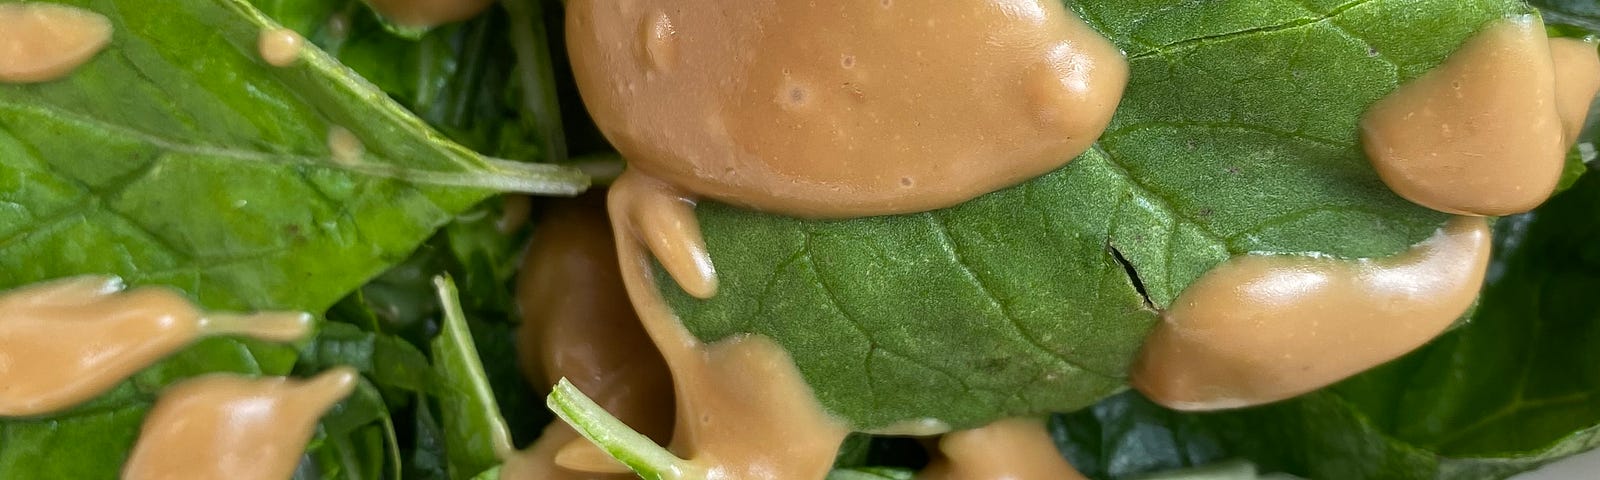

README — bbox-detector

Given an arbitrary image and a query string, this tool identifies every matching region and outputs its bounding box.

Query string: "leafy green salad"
[2,0,1600,479]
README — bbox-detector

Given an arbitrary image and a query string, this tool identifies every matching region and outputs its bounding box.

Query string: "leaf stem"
[547,378,700,480]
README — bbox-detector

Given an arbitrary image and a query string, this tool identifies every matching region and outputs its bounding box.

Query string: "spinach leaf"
[1532,0,1600,32]
[431,276,514,480]
[662,0,1522,430]
[1053,167,1600,480]
[0,0,578,475]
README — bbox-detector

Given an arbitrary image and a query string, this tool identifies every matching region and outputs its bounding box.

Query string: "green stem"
[547,378,701,480]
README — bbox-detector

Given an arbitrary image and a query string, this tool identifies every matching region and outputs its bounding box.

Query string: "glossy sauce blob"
[567,0,1127,218]
[257,28,304,67]
[919,418,1088,480]
[0,3,112,83]
[1550,37,1600,142]
[363,0,495,29]
[605,181,851,479]
[505,195,673,480]
[1133,217,1491,411]
[1361,17,1569,216]
[121,368,359,480]
[0,276,312,417]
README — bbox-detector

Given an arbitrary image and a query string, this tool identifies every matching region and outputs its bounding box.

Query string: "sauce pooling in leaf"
[1361,17,1574,216]
[121,368,358,480]
[0,276,312,417]
[568,0,1128,296]
[0,3,111,83]
[920,418,1089,480]
[505,195,672,480]
[600,178,850,478]
[1132,217,1491,411]
[1550,37,1600,143]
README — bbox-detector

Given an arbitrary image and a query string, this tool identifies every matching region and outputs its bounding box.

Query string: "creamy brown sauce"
[1132,217,1491,411]
[606,173,716,299]
[0,276,312,417]
[363,0,495,29]
[121,368,359,480]
[604,178,850,479]
[328,126,365,165]
[0,3,112,83]
[569,0,1126,219]
[1361,17,1567,216]
[504,194,672,480]
[1551,37,1600,142]
[919,418,1088,480]
[257,28,304,67]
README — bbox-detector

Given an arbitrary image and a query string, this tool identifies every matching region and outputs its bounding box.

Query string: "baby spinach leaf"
[1054,168,1600,480]
[431,276,514,480]
[662,0,1521,430]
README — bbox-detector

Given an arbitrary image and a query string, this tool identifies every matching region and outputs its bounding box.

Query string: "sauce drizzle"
[121,368,359,480]
[0,276,312,417]
[0,3,112,84]
[1132,217,1492,411]
[919,418,1088,480]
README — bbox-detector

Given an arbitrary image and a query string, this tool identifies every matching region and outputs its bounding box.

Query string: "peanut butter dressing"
[363,0,495,29]
[568,0,1127,219]
[505,195,672,480]
[1551,37,1600,142]
[0,3,111,83]
[1361,17,1570,217]
[919,418,1088,480]
[1132,217,1492,411]
[257,27,304,67]
[600,179,850,479]
[121,368,359,480]
[0,276,313,417]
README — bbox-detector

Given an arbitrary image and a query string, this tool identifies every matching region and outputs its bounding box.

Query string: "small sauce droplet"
[0,276,313,416]
[121,368,359,480]
[0,3,112,84]
[328,126,365,165]
[257,28,304,67]
[1132,217,1492,411]
[1361,16,1566,216]
[920,419,1089,480]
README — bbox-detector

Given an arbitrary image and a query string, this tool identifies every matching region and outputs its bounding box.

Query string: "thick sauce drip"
[919,419,1088,480]
[121,368,359,480]
[568,0,1127,218]
[0,3,112,83]
[363,0,495,29]
[1361,17,1567,216]
[0,276,312,417]
[1132,217,1491,411]
[257,28,304,67]
[1551,37,1600,142]
[607,178,850,479]
[504,195,672,480]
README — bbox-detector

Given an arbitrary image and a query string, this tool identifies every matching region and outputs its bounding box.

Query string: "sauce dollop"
[919,418,1088,480]
[1361,17,1569,216]
[1132,217,1491,411]
[1550,37,1600,142]
[0,3,112,83]
[363,0,495,29]
[569,0,1127,219]
[257,28,304,67]
[0,276,312,417]
[121,368,359,480]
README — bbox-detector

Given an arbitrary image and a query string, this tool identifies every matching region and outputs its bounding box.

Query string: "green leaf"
[298,322,447,395]
[547,378,697,480]
[430,276,514,480]
[1532,0,1600,32]
[1053,168,1600,480]
[662,0,1522,430]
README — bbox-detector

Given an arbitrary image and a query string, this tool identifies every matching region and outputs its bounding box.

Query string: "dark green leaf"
[1533,0,1600,33]
[430,276,514,480]
[298,322,447,395]
[663,0,1522,430]
[1054,168,1600,480]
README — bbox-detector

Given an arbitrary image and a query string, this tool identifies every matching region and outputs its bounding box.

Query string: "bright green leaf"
[431,276,514,479]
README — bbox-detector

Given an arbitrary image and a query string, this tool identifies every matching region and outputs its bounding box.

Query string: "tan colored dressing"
[363,0,495,29]
[257,28,304,67]
[0,3,112,83]
[0,276,313,417]
[1551,37,1600,142]
[121,368,358,480]
[1361,17,1567,216]
[1132,217,1491,411]
[328,126,365,165]
[601,178,850,479]
[919,418,1088,480]
[569,0,1127,219]
[504,194,672,480]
